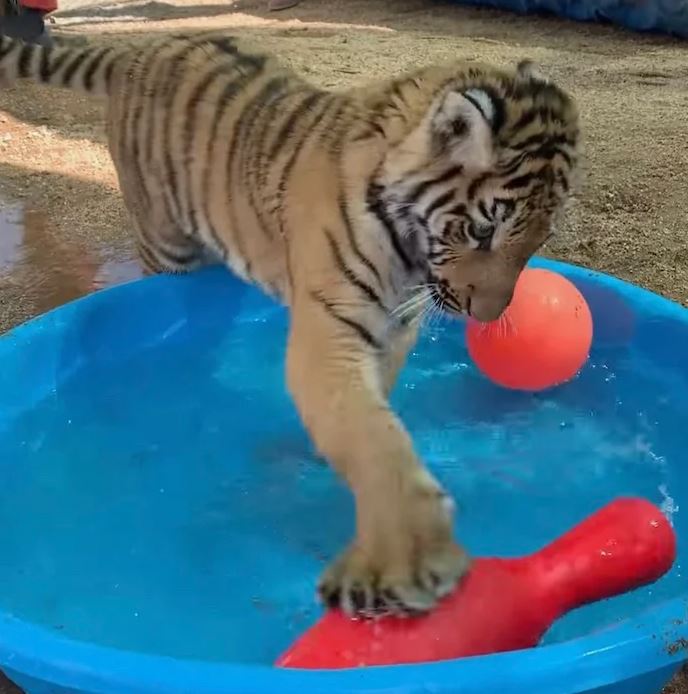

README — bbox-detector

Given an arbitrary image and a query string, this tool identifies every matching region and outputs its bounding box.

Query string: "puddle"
[0,204,24,274]
[0,197,143,327]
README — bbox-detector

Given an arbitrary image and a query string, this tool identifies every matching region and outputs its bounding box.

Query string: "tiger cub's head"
[374,60,579,323]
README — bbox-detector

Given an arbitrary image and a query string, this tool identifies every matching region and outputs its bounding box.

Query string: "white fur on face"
[433,89,494,171]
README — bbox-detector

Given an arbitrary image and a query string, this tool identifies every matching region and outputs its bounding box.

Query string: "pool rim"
[0,256,686,694]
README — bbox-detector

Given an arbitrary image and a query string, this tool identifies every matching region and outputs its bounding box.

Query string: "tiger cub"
[0,32,579,616]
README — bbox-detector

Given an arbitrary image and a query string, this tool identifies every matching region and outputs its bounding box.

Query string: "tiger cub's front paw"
[318,483,470,616]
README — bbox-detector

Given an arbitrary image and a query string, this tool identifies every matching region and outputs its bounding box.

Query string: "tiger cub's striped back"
[0,32,578,320]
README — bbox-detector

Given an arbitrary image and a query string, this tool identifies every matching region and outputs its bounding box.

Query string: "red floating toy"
[277,497,675,669]
[466,267,593,391]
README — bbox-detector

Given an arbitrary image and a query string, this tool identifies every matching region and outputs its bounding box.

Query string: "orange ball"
[466,268,593,391]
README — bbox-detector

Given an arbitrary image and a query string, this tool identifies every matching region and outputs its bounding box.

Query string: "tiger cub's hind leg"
[133,228,217,276]
[110,133,214,276]
[130,217,210,276]
[120,187,214,276]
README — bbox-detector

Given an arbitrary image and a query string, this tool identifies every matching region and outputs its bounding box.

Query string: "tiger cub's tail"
[0,34,121,95]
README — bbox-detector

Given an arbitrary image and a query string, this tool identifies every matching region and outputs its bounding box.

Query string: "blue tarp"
[453,0,688,38]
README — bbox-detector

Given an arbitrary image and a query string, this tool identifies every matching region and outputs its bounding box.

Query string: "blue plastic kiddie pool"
[0,257,685,694]
[451,0,688,39]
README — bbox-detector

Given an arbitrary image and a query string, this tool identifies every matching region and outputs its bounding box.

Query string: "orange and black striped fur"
[0,32,580,616]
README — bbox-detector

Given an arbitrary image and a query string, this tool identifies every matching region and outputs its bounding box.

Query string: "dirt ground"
[0,0,687,690]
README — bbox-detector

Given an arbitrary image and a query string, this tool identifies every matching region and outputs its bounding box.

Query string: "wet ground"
[0,198,141,329]
[1,0,687,690]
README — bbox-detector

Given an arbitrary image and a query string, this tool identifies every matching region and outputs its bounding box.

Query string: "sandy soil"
[0,0,686,690]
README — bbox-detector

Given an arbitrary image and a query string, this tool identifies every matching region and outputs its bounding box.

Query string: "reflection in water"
[0,198,143,322]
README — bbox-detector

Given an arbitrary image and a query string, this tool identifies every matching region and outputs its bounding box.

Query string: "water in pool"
[0,273,685,665]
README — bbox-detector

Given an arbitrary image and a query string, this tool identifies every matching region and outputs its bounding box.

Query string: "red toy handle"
[19,0,57,12]
[277,498,676,669]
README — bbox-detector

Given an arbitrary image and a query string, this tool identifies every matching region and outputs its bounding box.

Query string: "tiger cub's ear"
[431,88,497,171]
[516,59,549,83]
